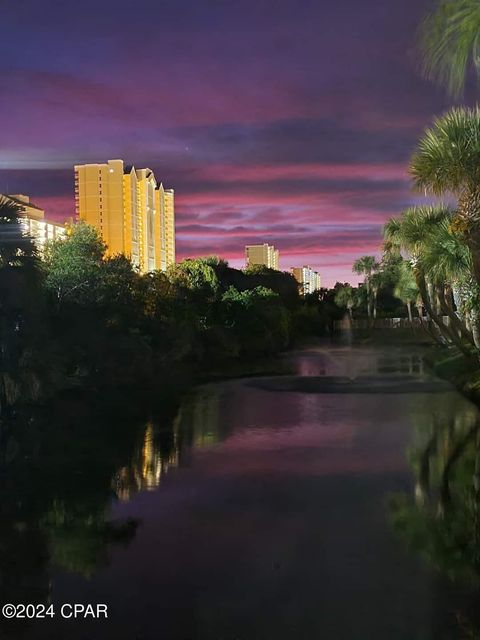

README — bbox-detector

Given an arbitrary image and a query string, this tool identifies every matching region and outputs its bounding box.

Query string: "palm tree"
[418,214,478,344]
[410,107,480,286]
[394,261,419,326]
[383,206,446,310]
[419,216,472,285]
[334,285,355,320]
[383,205,470,351]
[352,255,378,321]
[369,271,384,321]
[419,0,480,98]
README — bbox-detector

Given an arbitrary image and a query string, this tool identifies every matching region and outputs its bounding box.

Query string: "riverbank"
[6,342,475,640]
[426,348,480,404]
[351,327,480,405]
[352,326,435,346]
[199,333,480,408]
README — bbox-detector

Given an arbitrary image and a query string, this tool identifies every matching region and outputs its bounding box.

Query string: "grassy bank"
[426,349,480,404]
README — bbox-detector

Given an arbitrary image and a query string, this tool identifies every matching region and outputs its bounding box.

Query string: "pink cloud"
[34,175,387,287]
[190,162,409,183]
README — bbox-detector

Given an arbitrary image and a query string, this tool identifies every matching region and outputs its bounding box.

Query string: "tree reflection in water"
[0,383,225,635]
[0,391,181,632]
[389,394,480,637]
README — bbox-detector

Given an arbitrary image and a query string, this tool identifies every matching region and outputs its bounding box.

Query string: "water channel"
[2,345,479,639]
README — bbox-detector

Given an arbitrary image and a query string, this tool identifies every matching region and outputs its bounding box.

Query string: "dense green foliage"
[334,284,355,319]
[367,108,480,353]
[0,198,48,413]
[410,107,480,288]
[0,213,313,413]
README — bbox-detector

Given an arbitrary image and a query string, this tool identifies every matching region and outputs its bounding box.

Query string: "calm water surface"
[2,345,480,639]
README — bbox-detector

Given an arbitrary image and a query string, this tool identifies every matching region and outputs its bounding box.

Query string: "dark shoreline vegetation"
[0,198,317,414]
[4,173,480,420]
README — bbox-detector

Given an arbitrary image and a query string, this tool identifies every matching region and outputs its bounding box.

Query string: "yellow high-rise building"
[164,188,176,267]
[74,159,175,273]
[245,243,279,270]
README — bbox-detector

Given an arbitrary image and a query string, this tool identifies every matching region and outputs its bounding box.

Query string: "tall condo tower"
[74,159,175,273]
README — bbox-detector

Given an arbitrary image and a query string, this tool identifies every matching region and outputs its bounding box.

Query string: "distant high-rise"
[291,266,321,295]
[74,159,175,273]
[245,243,279,270]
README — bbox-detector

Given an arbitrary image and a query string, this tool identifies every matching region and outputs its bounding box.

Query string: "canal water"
[2,345,480,639]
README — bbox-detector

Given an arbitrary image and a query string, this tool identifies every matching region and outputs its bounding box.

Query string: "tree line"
[0,199,313,415]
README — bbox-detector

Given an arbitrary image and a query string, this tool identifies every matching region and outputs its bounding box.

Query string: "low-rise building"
[1,194,67,250]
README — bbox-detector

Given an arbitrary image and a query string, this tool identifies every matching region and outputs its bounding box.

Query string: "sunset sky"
[0,0,458,285]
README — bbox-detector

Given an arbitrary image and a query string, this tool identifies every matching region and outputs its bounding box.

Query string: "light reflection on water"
[113,422,180,501]
[3,345,480,640]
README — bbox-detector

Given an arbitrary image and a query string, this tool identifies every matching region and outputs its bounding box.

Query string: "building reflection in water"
[113,421,179,501]
[180,386,222,448]
[113,387,222,501]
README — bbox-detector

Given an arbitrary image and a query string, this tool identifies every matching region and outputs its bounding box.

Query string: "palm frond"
[410,107,480,195]
[419,217,472,282]
[419,0,480,97]
[352,255,378,276]
[394,261,419,303]
[399,205,454,254]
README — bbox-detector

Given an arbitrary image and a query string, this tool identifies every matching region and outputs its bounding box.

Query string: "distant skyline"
[0,0,464,286]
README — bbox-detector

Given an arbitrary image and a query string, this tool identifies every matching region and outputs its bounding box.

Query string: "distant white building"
[291,266,322,295]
